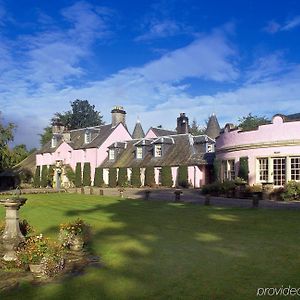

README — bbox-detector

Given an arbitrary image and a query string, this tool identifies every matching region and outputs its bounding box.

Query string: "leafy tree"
[145,167,155,187]
[40,99,104,146]
[75,163,82,187]
[10,144,31,166]
[161,166,173,187]
[238,113,270,131]
[118,167,128,187]
[177,165,188,188]
[109,168,117,188]
[131,167,141,187]
[41,165,48,188]
[238,157,249,182]
[33,166,41,188]
[190,119,206,136]
[83,162,91,186]
[0,117,15,172]
[94,167,104,187]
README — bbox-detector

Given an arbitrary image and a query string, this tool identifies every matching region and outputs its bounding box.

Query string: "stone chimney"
[111,106,126,127]
[51,118,65,134]
[176,113,189,134]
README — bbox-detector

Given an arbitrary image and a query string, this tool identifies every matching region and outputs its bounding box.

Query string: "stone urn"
[0,197,27,261]
[29,263,44,277]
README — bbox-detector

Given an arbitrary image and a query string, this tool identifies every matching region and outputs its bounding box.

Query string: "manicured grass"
[1,194,300,300]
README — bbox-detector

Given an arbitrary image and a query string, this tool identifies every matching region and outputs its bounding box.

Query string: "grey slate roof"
[101,134,215,168]
[132,121,145,139]
[38,124,117,154]
[148,127,177,137]
[205,114,221,139]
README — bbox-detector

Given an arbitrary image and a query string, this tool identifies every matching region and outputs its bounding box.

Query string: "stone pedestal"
[0,197,27,261]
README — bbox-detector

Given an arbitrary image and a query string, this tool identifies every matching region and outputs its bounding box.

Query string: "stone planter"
[29,263,44,277]
[70,236,84,251]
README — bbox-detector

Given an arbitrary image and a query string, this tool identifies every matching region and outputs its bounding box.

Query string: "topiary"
[65,165,75,185]
[145,166,155,187]
[75,163,82,187]
[40,165,48,188]
[109,168,117,188]
[33,166,41,188]
[94,167,104,187]
[83,162,91,186]
[213,159,221,182]
[161,166,173,187]
[118,167,128,187]
[47,165,55,187]
[238,157,249,182]
[131,167,141,187]
[177,165,188,188]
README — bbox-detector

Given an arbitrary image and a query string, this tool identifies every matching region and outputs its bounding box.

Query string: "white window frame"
[207,144,214,153]
[154,144,162,157]
[291,157,300,181]
[51,136,57,148]
[258,157,268,182]
[84,131,91,144]
[109,149,115,160]
[136,146,143,159]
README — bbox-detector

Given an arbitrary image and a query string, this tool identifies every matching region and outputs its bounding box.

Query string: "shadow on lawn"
[3,196,294,300]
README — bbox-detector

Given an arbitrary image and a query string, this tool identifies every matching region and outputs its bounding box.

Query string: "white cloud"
[264,16,300,33]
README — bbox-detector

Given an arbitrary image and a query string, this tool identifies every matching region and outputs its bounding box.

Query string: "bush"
[145,167,155,187]
[118,167,128,187]
[238,157,249,182]
[65,165,75,185]
[109,168,117,187]
[94,167,104,187]
[33,166,41,188]
[177,165,188,188]
[213,160,221,182]
[281,181,300,201]
[40,165,48,188]
[161,166,173,187]
[75,163,82,187]
[131,167,141,187]
[83,162,91,186]
[201,182,222,195]
[48,165,55,187]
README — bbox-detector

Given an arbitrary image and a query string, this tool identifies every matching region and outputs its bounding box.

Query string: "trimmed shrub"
[281,181,300,201]
[65,165,75,185]
[75,163,82,187]
[177,165,188,188]
[109,168,117,187]
[83,162,91,186]
[213,159,221,182]
[161,166,173,187]
[48,165,55,187]
[118,167,128,187]
[131,167,141,187]
[40,165,48,188]
[145,166,155,187]
[33,166,41,188]
[238,157,249,182]
[94,167,104,187]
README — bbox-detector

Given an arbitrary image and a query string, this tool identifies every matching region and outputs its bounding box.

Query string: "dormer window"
[136,146,143,159]
[109,149,115,160]
[154,144,162,157]
[207,144,215,153]
[51,136,57,148]
[85,130,92,144]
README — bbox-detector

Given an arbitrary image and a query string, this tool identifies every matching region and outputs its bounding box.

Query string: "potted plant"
[59,219,91,251]
[16,234,64,277]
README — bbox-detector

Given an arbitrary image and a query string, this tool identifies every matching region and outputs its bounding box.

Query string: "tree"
[40,99,104,146]
[33,166,41,188]
[118,167,128,187]
[41,165,48,188]
[145,167,155,187]
[238,113,270,131]
[94,167,104,187]
[75,163,82,187]
[83,162,91,186]
[177,165,188,188]
[161,166,173,187]
[10,144,31,166]
[238,157,249,182]
[190,119,206,136]
[48,165,55,187]
[0,117,15,172]
[131,167,141,187]
[109,168,117,188]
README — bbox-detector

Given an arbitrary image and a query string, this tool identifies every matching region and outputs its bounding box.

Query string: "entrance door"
[273,158,286,186]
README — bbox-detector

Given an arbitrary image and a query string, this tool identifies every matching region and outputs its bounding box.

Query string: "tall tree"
[238,113,270,131]
[40,99,104,146]
[190,119,206,136]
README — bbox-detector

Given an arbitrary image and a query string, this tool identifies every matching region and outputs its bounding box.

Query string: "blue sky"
[1,0,300,148]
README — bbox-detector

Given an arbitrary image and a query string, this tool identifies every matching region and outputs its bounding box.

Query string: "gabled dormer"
[193,135,215,153]
[84,129,92,144]
[51,135,58,148]
[108,142,127,160]
[151,136,174,158]
[133,139,152,159]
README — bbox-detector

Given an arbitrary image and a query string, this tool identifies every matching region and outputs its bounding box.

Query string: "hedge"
[238,157,249,182]
[94,167,104,187]
[161,166,173,187]
[40,165,48,188]
[131,167,141,187]
[75,163,82,187]
[177,165,188,188]
[65,165,75,185]
[109,168,117,188]
[118,167,128,187]
[144,166,155,187]
[33,166,41,188]
[83,162,91,186]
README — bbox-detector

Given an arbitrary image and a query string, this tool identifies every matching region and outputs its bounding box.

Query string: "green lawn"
[1,194,300,300]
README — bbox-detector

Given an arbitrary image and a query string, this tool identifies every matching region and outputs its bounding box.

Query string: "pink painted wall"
[145,129,158,139]
[216,115,300,185]
[188,166,202,188]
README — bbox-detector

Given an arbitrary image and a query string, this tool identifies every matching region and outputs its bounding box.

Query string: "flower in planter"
[59,219,91,249]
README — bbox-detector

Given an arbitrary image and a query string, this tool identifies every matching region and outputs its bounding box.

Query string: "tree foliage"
[238,113,270,131]
[190,119,206,136]
[48,165,55,187]
[94,167,104,187]
[131,167,141,187]
[118,167,128,187]
[144,167,155,187]
[40,165,48,188]
[75,163,82,187]
[33,166,41,188]
[0,118,15,172]
[83,162,91,186]
[177,165,188,188]
[161,166,173,187]
[65,165,75,186]
[238,157,249,182]
[109,168,117,188]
